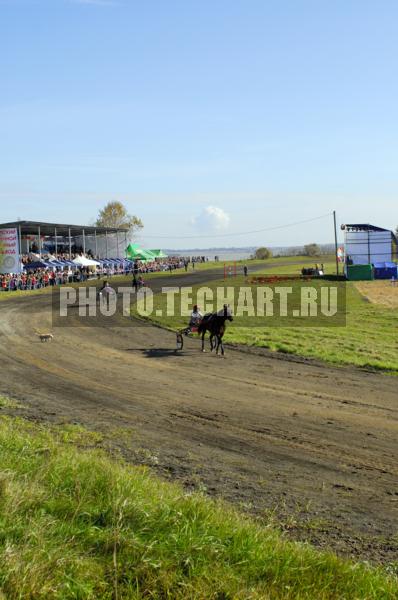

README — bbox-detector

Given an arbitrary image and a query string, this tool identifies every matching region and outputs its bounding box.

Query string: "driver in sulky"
[185,304,203,335]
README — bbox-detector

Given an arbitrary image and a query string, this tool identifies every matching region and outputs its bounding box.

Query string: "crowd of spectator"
[2,270,69,291]
[21,251,92,266]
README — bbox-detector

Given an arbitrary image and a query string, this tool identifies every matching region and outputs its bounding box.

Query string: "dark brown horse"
[197,304,233,355]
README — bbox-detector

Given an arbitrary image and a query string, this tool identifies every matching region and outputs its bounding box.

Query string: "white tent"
[72,255,100,267]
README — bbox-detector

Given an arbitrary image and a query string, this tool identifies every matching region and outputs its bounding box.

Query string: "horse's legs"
[201,331,206,352]
[209,333,215,351]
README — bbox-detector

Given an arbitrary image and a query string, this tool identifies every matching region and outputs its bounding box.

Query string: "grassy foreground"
[0,411,396,600]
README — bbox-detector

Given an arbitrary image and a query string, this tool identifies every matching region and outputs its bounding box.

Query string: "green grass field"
[250,258,337,276]
[135,263,398,373]
[193,254,336,275]
[227,283,398,372]
[0,406,396,599]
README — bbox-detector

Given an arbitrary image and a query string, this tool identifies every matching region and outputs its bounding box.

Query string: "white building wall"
[345,229,392,264]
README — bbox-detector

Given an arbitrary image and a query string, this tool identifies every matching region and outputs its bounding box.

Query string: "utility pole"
[333,210,339,276]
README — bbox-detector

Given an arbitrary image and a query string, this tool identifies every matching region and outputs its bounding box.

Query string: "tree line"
[253,243,323,260]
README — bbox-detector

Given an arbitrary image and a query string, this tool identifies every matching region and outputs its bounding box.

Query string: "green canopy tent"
[149,249,168,258]
[126,244,156,262]
[139,248,156,261]
[126,243,144,259]
[126,243,140,254]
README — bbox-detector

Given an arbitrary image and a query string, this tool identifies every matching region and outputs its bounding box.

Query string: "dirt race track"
[0,269,397,564]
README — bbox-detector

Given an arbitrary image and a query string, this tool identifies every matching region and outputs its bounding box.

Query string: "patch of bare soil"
[355,280,398,308]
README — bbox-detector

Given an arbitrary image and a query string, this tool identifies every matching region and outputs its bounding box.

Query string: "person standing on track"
[98,280,115,311]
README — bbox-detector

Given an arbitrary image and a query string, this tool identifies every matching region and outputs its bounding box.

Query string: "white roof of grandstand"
[0,220,128,236]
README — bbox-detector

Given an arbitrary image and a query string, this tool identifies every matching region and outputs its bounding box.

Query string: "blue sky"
[0,0,397,248]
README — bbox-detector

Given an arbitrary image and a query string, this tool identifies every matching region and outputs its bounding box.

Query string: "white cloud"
[191,206,230,232]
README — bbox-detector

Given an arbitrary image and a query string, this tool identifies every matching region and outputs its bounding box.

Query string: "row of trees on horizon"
[253,243,330,260]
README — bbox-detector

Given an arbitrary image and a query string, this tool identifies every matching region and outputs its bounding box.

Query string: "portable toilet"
[373,262,390,279]
[346,264,374,281]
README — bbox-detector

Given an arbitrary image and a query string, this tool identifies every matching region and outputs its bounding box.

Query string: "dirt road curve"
[0,270,397,564]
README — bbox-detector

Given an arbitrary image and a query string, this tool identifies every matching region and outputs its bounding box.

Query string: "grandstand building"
[0,220,131,259]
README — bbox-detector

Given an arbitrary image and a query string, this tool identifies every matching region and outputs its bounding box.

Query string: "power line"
[141,212,332,240]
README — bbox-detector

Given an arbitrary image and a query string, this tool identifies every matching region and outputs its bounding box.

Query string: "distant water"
[168,249,253,262]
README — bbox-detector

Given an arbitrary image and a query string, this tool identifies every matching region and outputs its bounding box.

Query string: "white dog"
[36,332,54,342]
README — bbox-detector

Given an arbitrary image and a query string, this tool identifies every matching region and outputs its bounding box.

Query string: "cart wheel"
[176,333,184,351]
